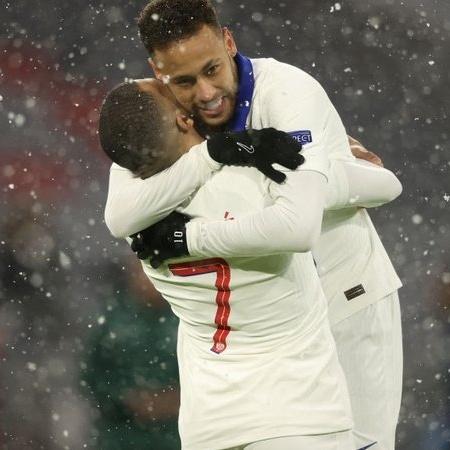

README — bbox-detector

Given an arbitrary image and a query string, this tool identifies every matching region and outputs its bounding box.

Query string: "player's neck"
[179,131,203,154]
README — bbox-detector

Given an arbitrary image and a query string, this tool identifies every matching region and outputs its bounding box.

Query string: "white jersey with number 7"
[140,160,352,450]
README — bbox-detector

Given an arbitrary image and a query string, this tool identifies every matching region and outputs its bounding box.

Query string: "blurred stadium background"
[1,0,449,448]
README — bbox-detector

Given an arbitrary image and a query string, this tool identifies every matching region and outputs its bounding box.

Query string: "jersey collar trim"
[228,53,254,132]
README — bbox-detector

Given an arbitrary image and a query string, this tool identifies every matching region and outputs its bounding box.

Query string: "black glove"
[130,212,190,268]
[206,127,304,183]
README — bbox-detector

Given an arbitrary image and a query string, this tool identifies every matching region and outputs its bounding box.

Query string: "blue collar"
[228,53,254,132]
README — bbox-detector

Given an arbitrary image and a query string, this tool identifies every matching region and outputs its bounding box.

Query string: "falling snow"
[0,1,449,449]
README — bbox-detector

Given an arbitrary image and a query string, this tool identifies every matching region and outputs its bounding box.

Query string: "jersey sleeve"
[256,61,353,175]
[104,141,221,238]
[325,159,403,210]
[186,170,327,257]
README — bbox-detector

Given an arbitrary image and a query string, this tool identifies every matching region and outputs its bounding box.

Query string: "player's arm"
[325,158,403,210]
[134,155,403,266]
[258,62,401,209]
[105,141,219,238]
[178,159,401,262]
[105,130,304,238]
[131,168,327,266]
[130,68,402,264]
[131,83,333,266]
[185,74,334,259]
[188,171,327,258]
[257,61,354,161]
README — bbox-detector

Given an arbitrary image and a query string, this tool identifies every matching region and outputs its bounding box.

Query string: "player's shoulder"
[251,57,322,95]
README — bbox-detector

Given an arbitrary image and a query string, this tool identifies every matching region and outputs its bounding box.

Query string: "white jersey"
[246,58,402,324]
[141,162,352,448]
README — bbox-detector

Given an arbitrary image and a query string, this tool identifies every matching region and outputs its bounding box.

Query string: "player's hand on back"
[206,128,305,183]
[130,211,190,268]
[348,135,384,167]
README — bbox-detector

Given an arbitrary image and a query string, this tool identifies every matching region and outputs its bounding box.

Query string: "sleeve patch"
[289,130,312,145]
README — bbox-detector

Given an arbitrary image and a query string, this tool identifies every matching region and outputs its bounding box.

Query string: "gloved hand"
[206,128,304,183]
[130,212,190,268]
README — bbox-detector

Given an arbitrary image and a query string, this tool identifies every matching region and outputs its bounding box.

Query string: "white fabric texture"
[187,171,327,257]
[325,159,402,210]
[314,208,402,325]
[330,291,403,450]
[249,58,402,323]
[224,431,355,450]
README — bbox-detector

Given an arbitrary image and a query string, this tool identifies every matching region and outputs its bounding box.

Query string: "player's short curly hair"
[98,82,169,178]
[138,0,222,55]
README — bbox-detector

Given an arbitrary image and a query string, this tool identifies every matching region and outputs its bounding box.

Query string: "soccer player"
[100,77,387,450]
[104,2,403,449]
[100,78,401,449]
[100,77,353,450]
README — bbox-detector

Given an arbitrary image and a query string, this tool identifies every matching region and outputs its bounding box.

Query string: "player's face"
[136,79,196,179]
[145,80,203,148]
[151,25,239,128]
[158,84,204,153]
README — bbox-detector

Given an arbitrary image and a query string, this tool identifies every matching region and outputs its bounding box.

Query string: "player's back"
[144,165,326,354]
[141,166,352,449]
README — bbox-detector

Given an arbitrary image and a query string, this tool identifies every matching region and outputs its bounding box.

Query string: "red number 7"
[169,258,231,354]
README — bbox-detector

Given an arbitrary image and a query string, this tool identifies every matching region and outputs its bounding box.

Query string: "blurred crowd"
[1,1,449,449]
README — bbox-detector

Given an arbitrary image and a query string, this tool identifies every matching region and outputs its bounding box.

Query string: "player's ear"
[176,114,194,133]
[222,27,237,58]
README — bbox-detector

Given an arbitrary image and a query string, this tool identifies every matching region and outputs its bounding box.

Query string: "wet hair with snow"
[98,82,169,178]
[138,0,222,55]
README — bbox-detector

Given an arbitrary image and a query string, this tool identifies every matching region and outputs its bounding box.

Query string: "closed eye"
[173,77,195,87]
[205,64,219,76]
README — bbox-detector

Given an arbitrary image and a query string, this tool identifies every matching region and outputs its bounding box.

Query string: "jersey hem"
[182,424,353,450]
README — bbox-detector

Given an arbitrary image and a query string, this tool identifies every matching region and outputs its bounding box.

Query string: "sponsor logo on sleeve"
[289,130,312,145]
